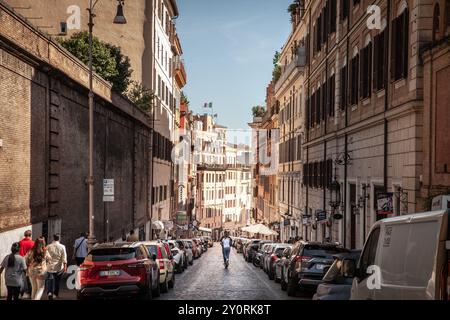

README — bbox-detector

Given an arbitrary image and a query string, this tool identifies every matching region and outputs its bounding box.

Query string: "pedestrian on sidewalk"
[46,234,67,300]
[73,232,88,266]
[0,242,27,300]
[26,237,51,300]
[126,229,138,242]
[19,230,34,298]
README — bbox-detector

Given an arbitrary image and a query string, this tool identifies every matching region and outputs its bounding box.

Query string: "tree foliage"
[59,31,132,93]
[126,81,154,112]
[181,91,190,106]
[252,105,266,118]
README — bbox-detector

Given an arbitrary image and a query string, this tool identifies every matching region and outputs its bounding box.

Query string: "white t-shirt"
[222,238,231,248]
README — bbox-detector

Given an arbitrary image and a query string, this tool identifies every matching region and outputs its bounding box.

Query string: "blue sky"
[176,0,293,135]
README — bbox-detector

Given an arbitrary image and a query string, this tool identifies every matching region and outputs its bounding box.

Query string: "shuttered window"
[328,75,336,116]
[373,30,386,91]
[350,54,359,105]
[340,65,348,110]
[341,0,349,21]
[360,42,372,99]
[391,9,409,81]
[316,86,322,124]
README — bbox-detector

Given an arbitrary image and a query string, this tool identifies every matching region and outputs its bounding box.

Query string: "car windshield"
[303,246,346,258]
[168,242,175,249]
[275,247,285,255]
[146,245,158,257]
[87,248,136,262]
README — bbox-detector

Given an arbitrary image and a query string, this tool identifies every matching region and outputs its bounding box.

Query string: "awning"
[152,220,164,230]
[241,224,278,236]
[198,227,212,233]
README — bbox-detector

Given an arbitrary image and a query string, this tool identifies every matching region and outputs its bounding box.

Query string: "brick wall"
[0,3,152,258]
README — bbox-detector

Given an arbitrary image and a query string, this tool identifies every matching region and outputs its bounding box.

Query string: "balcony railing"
[275,49,306,93]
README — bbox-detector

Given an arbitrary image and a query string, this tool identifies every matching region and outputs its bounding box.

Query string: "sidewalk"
[1,274,76,301]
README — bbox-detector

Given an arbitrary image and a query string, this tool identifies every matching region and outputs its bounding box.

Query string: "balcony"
[274,48,306,93]
[174,57,187,88]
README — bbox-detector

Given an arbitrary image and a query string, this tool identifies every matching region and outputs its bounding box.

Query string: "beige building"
[273,0,450,249]
[5,0,184,239]
[274,11,308,241]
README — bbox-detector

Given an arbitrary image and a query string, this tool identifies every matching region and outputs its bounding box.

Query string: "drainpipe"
[343,6,350,249]
[383,0,392,193]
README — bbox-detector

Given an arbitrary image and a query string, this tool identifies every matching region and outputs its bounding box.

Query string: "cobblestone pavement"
[160,244,310,300]
[1,244,310,300]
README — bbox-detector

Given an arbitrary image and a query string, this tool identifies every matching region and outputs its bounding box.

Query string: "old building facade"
[0,2,153,294]
[273,0,450,249]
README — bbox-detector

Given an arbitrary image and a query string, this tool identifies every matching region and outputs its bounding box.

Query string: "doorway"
[349,184,356,249]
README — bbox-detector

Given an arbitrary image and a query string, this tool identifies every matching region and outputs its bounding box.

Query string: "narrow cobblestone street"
[160,245,308,300]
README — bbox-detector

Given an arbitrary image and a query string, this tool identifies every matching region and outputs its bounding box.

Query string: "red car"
[77,242,160,300]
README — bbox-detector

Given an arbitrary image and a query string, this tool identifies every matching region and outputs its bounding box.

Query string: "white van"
[350,210,449,300]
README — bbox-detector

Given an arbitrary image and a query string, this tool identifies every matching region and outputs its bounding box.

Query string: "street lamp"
[329,165,342,219]
[87,0,127,251]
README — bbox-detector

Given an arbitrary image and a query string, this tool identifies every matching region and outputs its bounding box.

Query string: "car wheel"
[169,273,175,289]
[152,274,161,298]
[280,275,287,291]
[140,282,153,300]
[76,291,86,301]
[160,274,169,293]
[287,275,297,297]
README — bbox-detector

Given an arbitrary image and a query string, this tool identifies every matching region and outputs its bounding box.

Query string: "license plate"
[100,270,120,276]
[315,264,325,270]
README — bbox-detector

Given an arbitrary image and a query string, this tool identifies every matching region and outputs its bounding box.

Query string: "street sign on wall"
[103,179,114,202]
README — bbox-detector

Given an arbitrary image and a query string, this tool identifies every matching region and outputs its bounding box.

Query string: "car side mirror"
[342,259,357,278]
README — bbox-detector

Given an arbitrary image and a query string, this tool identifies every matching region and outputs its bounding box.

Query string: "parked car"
[77,242,160,300]
[262,243,276,272]
[244,239,261,262]
[350,209,450,300]
[313,250,361,300]
[266,244,291,280]
[252,241,272,268]
[180,239,194,265]
[283,242,348,296]
[166,240,185,273]
[275,246,292,284]
[142,241,175,293]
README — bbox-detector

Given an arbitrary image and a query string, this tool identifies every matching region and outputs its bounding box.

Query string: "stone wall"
[0,2,152,267]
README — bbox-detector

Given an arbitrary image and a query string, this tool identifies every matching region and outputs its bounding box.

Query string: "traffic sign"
[103,179,114,202]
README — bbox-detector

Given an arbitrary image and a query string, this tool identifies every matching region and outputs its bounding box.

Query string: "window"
[340,65,348,110]
[360,41,372,99]
[433,4,441,42]
[391,8,409,81]
[316,86,322,124]
[358,227,380,279]
[310,91,316,127]
[350,53,359,105]
[60,22,67,35]
[373,30,386,91]
[327,74,335,116]
[329,0,337,33]
[340,0,349,21]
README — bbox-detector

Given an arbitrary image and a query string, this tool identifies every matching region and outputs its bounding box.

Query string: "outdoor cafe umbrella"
[241,223,278,236]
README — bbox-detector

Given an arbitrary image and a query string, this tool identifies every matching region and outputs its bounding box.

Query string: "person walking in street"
[220,231,232,268]
[126,229,139,242]
[46,234,67,300]
[26,237,51,300]
[0,242,27,300]
[73,232,88,266]
[19,230,34,298]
